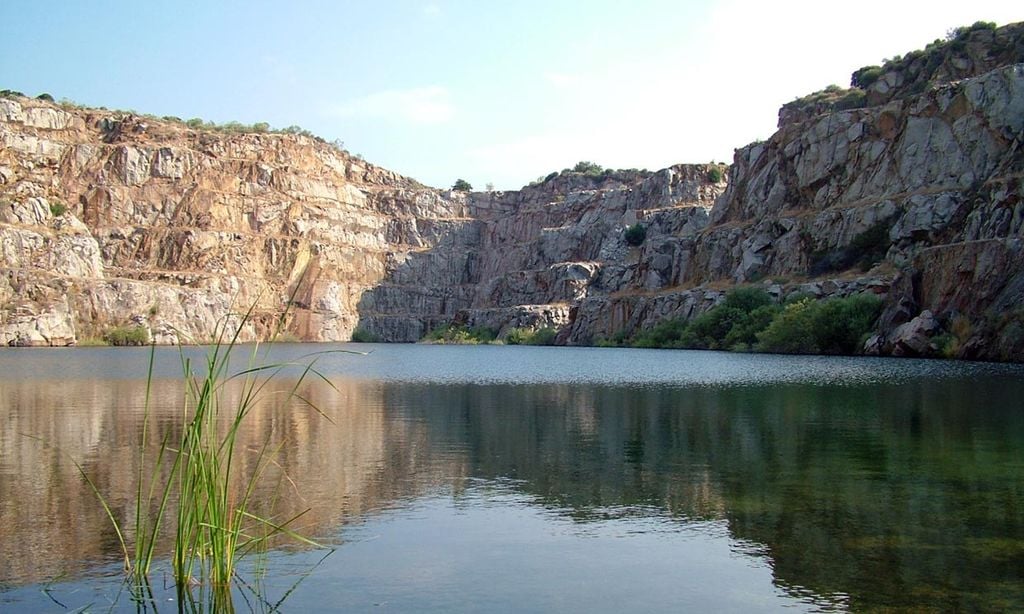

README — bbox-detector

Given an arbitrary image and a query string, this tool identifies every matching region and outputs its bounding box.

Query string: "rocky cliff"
[0,100,473,344]
[1,22,1022,360]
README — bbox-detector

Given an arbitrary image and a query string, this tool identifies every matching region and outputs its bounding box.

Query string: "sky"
[1,1,1021,190]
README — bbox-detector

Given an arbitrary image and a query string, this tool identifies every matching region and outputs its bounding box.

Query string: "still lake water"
[1,344,1023,612]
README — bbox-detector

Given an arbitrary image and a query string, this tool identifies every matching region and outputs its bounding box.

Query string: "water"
[1,344,1022,612]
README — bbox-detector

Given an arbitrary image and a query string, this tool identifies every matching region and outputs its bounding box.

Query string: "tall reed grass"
[76,304,354,590]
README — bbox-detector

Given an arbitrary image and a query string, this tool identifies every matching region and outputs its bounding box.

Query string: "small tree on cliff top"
[572,161,603,176]
[452,179,473,192]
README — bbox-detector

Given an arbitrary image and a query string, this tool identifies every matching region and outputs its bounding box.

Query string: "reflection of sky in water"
[306,488,844,613]
[4,487,846,613]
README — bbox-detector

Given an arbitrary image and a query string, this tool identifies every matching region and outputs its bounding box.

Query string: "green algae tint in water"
[1,345,1022,612]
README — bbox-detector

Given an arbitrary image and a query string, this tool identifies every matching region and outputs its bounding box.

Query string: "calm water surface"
[1,344,1022,612]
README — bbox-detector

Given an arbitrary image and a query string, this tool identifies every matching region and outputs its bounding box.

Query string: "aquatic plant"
[74,303,354,589]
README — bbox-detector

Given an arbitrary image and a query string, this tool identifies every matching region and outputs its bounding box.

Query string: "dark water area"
[1,344,1022,612]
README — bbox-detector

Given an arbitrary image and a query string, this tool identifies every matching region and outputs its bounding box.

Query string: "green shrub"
[452,179,473,192]
[36,93,54,102]
[505,328,528,345]
[783,84,866,117]
[350,327,378,343]
[707,167,723,183]
[811,294,883,354]
[851,65,883,89]
[632,318,687,348]
[834,89,867,110]
[624,223,647,246]
[723,304,781,348]
[683,307,748,350]
[595,330,629,347]
[49,201,67,217]
[930,333,955,358]
[280,124,316,138]
[722,286,773,312]
[631,287,777,350]
[104,325,149,346]
[544,171,559,182]
[506,327,558,346]
[757,293,882,354]
[947,21,996,41]
[756,299,820,354]
[572,161,603,176]
[0,89,26,99]
[423,324,495,344]
[627,288,880,355]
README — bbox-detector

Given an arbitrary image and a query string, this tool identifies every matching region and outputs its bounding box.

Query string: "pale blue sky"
[2,1,1020,189]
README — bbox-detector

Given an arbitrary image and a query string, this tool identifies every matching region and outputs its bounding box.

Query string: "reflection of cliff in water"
[3,374,1023,609]
[0,377,467,585]
[376,379,1024,611]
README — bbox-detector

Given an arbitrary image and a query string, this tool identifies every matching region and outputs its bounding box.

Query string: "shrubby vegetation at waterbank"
[417,324,559,346]
[413,287,884,356]
[606,287,884,355]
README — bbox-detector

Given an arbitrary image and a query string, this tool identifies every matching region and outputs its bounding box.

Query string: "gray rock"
[889,311,940,357]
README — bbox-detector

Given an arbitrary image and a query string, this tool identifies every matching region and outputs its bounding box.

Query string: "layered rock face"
[692,63,1023,360]
[0,98,725,346]
[0,99,471,344]
[558,26,1023,359]
[1,22,1022,360]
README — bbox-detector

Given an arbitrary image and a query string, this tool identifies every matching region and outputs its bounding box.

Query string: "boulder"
[889,311,940,357]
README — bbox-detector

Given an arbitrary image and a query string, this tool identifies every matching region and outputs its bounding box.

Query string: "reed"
[76,303,355,590]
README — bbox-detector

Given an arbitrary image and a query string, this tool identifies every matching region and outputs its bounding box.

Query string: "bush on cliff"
[632,318,687,348]
[627,289,881,355]
[104,325,150,346]
[452,179,473,192]
[631,287,777,350]
[505,327,558,346]
[423,324,496,344]
[723,305,781,349]
[572,161,603,176]
[756,294,883,354]
[680,287,780,350]
[755,299,819,354]
[851,65,883,89]
[947,20,997,41]
[812,293,885,354]
[624,224,647,246]
[350,327,378,343]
